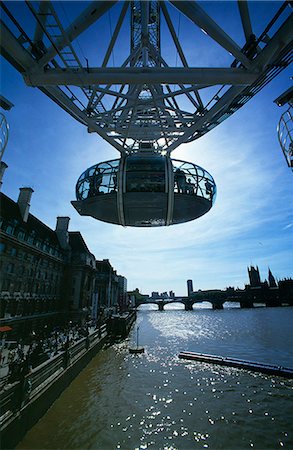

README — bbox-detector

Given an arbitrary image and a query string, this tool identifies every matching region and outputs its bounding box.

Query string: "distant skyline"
[1,1,292,295]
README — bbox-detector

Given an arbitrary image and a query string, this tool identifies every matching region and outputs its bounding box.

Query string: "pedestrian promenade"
[0,322,101,391]
[0,323,109,450]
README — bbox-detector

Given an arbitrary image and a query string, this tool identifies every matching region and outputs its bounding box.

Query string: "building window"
[5,225,14,235]
[10,247,17,257]
[20,266,26,277]
[18,230,26,240]
[0,242,6,253]
[27,231,36,244]
[6,263,14,273]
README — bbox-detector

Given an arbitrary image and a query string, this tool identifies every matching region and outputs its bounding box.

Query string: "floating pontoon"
[178,351,293,379]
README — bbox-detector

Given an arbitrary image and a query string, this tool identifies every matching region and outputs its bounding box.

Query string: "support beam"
[0,20,36,72]
[102,1,129,67]
[34,1,118,69]
[33,1,50,44]
[160,1,203,109]
[24,67,258,86]
[250,14,293,70]
[166,85,245,153]
[170,0,253,69]
[165,12,293,153]
[237,0,253,42]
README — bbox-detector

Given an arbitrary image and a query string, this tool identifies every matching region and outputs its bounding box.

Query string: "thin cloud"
[283,223,293,230]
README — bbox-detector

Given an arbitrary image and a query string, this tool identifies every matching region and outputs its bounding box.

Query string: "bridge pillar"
[265,299,281,307]
[158,301,164,311]
[184,302,193,311]
[240,300,254,308]
[212,302,224,310]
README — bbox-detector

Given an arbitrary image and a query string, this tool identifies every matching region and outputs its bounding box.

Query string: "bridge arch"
[136,302,160,311]
[163,301,185,310]
[189,298,224,310]
[192,300,214,310]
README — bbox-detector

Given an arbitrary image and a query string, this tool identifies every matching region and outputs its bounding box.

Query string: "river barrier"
[0,311,137,449]
[178,351,293,378]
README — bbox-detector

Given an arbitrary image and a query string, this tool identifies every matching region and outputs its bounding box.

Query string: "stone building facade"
[0,189,68,336]
[0,178,127,338]
[68,231,97,321]
[95,259,120,311]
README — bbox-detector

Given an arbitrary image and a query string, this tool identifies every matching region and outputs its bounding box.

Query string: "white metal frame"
[0,113,9,161]
[278,107,293,170]
[0,1,292,155]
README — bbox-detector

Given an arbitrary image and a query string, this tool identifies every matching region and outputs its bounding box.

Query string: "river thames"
[17,304,293,450]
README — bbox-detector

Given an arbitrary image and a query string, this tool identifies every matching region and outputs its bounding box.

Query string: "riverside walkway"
[0,322,100,390]
[0,310,137,449]
[0,324,108,449]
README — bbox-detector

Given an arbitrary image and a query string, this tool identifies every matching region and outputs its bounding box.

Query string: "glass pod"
[72,155,216,227]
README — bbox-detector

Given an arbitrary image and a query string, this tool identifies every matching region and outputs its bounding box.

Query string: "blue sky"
[1,1,292,295]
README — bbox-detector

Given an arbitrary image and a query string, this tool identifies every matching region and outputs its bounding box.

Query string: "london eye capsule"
[71,153,216,227]
[1,1,291,227]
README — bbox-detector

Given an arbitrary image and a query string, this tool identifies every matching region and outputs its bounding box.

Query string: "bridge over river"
[136,297,225,311]
[134,289,290,311]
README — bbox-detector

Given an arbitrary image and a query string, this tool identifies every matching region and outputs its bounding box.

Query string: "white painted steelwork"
[0,1,292,155]
[0,113,9,161]
[1,1,292,226]
[278,107,293,170]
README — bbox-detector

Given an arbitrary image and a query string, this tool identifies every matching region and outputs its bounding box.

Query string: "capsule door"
[122,155,168,226]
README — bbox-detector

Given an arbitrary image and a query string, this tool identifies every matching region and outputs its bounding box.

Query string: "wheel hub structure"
[1,1,292,226]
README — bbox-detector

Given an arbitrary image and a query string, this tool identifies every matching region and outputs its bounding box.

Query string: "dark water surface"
[17,305,293,449]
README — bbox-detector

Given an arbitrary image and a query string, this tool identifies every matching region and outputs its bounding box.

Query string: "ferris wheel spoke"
[35,1,118,70]
[102,1,129,68]
[1,0,291,155]
[169,0,253,69]
[237,0,253,43]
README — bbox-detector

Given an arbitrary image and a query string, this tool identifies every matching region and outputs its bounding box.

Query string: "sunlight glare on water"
[17,306,293,450]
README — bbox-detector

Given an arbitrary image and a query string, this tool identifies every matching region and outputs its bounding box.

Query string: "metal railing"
[0,325,107,428]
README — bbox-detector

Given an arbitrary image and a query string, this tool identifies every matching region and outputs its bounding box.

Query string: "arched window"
[18,229,26,240]
[27,232,36,244]
[5,225,14,235]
